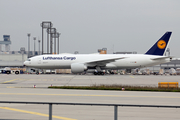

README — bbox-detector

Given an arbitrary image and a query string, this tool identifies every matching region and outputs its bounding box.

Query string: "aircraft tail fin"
[145,32,172,56]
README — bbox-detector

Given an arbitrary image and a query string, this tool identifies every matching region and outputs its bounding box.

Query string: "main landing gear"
[93,71,104,75]
[93,66,105,75]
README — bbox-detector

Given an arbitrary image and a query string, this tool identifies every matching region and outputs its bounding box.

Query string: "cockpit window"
[27,59,31,61]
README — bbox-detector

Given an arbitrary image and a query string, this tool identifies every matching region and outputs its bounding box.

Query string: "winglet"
[145,32,172,56]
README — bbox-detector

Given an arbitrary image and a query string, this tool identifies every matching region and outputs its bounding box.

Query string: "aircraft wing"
[151,56,173,60]
[85,57,126,66]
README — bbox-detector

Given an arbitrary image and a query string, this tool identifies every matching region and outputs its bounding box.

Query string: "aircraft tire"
[111,72,114,75]
[101,72,104,75]
[6,71,11,74]
[15,71,19,75]
[98,72,101,75]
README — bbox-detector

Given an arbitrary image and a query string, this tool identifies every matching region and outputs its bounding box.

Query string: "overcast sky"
[0,0,180,56]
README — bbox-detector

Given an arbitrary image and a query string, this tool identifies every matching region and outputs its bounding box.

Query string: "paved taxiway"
[0,74,180,120]
[1,74,180,87]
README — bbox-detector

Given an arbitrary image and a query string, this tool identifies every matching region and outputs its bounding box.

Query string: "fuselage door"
[38,57,41,64]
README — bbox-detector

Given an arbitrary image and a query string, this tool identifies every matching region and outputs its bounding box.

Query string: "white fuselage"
[24,54,170,70]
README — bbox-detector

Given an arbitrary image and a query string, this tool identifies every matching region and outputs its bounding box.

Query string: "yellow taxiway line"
[130,76,134,78]
[1,79,19,84]
[0,107,77,120]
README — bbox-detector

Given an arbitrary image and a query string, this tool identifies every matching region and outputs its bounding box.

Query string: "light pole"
[33,37,36,55]
[20,47,25,63]
[54,35,56,54]
[58,33,61,54]
[40,21,53,55]
[47,28,56,54]
[38,40,40,55]
[27,33,30,58]
[52,32,60,54]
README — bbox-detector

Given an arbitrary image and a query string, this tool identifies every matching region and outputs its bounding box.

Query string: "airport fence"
[0,101,180,120]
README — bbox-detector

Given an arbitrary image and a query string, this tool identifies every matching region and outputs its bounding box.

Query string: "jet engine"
[71,63,87,73]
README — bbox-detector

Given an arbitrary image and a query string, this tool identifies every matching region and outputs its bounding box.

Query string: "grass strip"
[48,85,180,92]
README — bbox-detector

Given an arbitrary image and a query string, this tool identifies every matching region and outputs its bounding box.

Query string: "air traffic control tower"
[0,35,11,52]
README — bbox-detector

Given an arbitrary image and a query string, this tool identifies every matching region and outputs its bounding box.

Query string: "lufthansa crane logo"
[157,40,166,49]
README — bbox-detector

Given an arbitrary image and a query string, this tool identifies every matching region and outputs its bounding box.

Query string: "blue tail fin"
[145,32,172,56]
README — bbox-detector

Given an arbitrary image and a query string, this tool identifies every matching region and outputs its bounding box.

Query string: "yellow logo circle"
[157,40,166,49]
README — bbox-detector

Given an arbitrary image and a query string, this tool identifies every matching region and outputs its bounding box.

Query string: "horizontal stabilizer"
[151,56,173,60]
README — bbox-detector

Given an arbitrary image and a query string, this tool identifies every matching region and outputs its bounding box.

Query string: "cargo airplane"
[24,32,172,75]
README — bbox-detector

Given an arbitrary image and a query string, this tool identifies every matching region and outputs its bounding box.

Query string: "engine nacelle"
[71,63,87,73]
